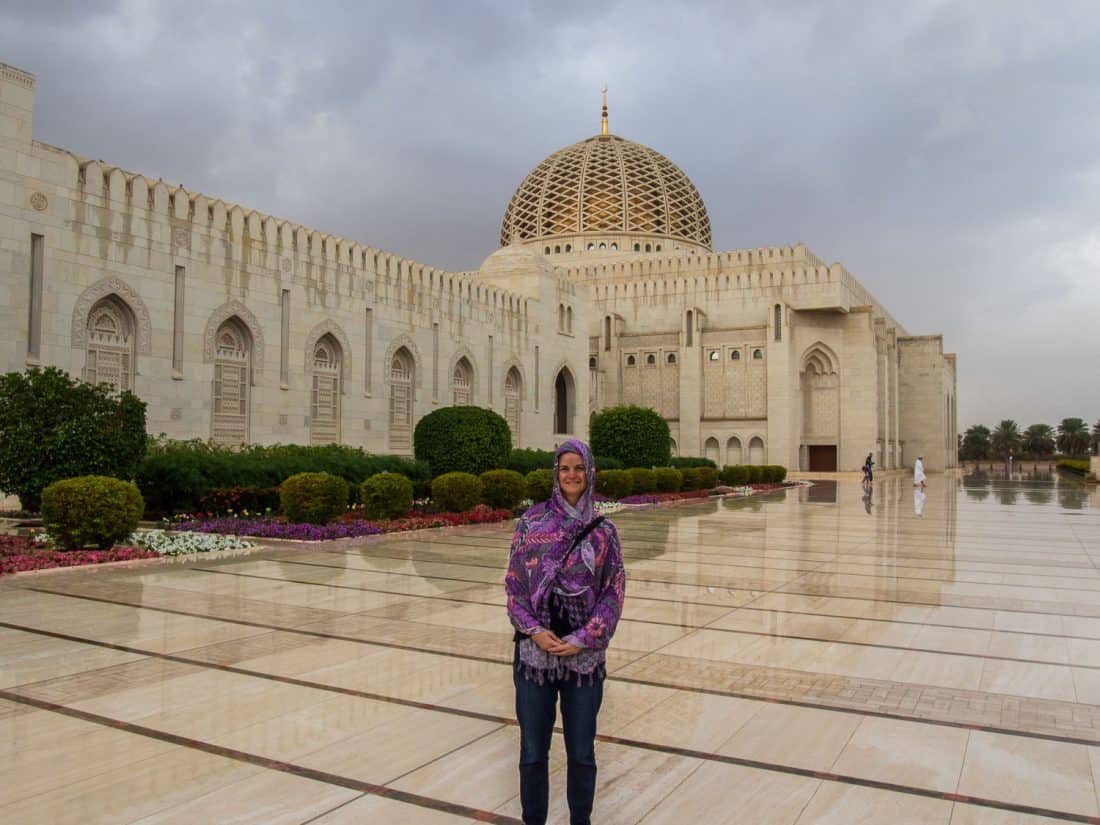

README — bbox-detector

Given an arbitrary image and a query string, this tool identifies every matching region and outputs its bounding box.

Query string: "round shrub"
[680,467,701,491]
[525,469,554,502]
[360,472,413,520]
[590,405,671,469]
[414,406,511,477]
[719,465,751,485]
[765,465,788,483]
[653,467,683,492]
[431,472,483,512]
[506,448,555,475]
[746,465,765,484]
[479,469,527,509]
[41,475,144,550]
[627,467,657,494]
[595,469,634,500]
[280,472,349,524]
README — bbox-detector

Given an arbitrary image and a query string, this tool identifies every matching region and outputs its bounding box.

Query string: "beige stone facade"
[0,62,956,471]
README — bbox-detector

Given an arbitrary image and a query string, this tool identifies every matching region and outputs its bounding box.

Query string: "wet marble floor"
[2,475,1100,823]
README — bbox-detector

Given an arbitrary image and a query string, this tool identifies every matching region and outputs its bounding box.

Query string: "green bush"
[41,475,144,550]
[506,448,555,475]
[360,472,413,520]
[431,472,483,512]
[681,467,718,491]
[746,465,765,484]
[720,465,751,485]
[414,406,511,478]
[279,472,349,524]
[653,467,683,492]
[198,486,281,516]
[595,469,634,499]
[525,469,554,502]
[1058,459,1090,476]
[590,405,671,468]
[670,456,717,469]
[766,465,788,483]
[0,367,147,511]
[136,443,428,516]
[479,469,527,509]
[627,467,658,494]
[594,455,624,470]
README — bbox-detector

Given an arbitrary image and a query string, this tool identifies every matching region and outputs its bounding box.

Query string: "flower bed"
[129,530,254,556]
[0,535,157,575]
[174,504,514,541]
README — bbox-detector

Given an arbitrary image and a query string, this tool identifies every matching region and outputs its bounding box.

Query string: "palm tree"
[1057,417,1090,458]
[960,424,991,461]
[1091,419,1100,456]
[1022,423,1055,458]
[990,420,1021,464]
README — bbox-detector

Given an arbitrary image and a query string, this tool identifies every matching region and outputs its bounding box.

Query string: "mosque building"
[0,63,957,472]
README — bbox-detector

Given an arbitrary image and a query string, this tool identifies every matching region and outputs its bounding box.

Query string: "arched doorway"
[726,436,743,465]
[310,334,342,445]
[554,367,575,435]
[749,436,765,465]
[704,437,720,465]
[389,347,415,453]
[212,318,252,445]
[504,367,522,447]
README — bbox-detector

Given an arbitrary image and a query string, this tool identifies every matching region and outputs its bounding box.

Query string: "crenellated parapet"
[63,156,530,331]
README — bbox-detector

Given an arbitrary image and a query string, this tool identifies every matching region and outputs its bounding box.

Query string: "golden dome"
[500,133,712,252]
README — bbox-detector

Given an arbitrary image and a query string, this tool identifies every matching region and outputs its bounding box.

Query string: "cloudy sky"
[2,0,1097,430]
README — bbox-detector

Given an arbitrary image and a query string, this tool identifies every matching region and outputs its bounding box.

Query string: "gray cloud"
[1,0,1097,428]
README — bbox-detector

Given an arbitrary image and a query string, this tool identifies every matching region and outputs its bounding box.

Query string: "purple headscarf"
[505,439,626,683]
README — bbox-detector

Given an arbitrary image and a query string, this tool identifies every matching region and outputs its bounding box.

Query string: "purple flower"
[174,517,383,540]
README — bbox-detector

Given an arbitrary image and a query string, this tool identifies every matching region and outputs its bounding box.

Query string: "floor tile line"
[2,622,1096,824]
[14,586,1100,751]
[0,688,524,825]
[297,793,371,825]
[260,556,1100,642]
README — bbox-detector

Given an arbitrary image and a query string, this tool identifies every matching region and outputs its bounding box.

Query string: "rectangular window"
[280,289,290,386]
[364,308,373,394]
[172,266,186,375]
[28,234,44,359]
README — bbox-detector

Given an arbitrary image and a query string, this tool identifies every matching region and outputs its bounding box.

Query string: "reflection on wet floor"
[2,474,1100,823]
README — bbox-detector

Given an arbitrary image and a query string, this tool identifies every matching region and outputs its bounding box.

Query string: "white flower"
[127,530,254,557]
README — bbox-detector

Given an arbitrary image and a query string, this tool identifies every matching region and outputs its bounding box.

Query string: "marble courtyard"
[2,477,1099,823]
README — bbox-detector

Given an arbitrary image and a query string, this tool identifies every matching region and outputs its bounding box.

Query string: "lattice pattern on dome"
[501,134,711,249]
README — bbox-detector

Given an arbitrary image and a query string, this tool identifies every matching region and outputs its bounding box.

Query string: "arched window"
[610,243,618,251]
[731,350,741,361]
[83,296,135,393]
[626,354,636,366]
[554,367,575,435]
[587,242,595,251]
[310,334,342,445]
[452,356,473,405]
[565,244,571,252]
[753,348,764,360]
[705,437,720,465]
[554,245,561,254]
[589,356,597,370]
[566,306,573,334]
[749,436,765,465]
[708,350,719,361]
[774,304,782,342]
[558,304,565,331]
[633,243,640,252]
[389,348,415,453]
[670,438,678,457]
[212,318,251,445]
[645,243,652,252]
[544,246,551,255]
[505,367,522,446]
[686,310,693,347]
[646,353,656,365]
[656,244,662,251]
[727,436,743,465]
[599,242,606,250]
[666,352,677,364]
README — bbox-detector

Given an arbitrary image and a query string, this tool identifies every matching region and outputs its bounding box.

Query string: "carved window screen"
[212,321,250,445]
[310,336,341,445]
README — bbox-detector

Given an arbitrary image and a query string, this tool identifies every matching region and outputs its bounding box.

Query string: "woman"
[505,439,626,825]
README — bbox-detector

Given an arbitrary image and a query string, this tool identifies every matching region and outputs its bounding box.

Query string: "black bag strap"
[513,516,606,642]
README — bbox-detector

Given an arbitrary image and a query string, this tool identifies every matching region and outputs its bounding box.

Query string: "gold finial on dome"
[601,84,608,136]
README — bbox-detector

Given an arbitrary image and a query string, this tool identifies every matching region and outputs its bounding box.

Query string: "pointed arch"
[726,436,743,465]
[204,300,265,375]
[552,362,577,435]
[71,276,151,356]
[447,346,479,404]
[309,333,343,445]
[799,341,838,376]
[304,319,351,385]
[82,295,137,392]
[383,334,424,388]
[210,317,253,445]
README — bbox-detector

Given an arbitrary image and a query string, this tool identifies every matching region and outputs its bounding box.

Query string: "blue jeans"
[514,645,604,825]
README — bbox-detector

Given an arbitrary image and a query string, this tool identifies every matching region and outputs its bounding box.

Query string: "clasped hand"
[531,630,581,657]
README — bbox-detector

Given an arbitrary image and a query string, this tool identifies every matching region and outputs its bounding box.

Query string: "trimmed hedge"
[360,472,413,520]
[681,467,718,491]
[41,475,144,550]
[719,465,750,485]
[746,465,765,484]
[590,405,671,469]
[506,448,555,475]
[280,472,349,524]
[653,467,683,492]
[720,464,787,484]
[596,469,634,499]
[670,456,717,469]
[627,467,658,494]
[525,469,554,502]
[431,472,483,512]
[1058,459,1090,476]
[594,455,623,470]
[766,465,788,483]
[136,443,429,516]
[414,406,511,477]
[480,469,527,509]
